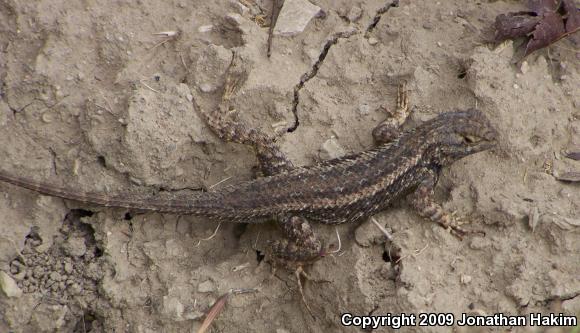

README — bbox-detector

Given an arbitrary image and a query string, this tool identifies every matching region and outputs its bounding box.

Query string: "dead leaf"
[494,12,541,41]
[525,12,567,55]
[528,0,559,15]
[563,0,580,33]
[493,0,580,57]
[563,149,580,161]
[542,213,580,230]
[554,171,580,182]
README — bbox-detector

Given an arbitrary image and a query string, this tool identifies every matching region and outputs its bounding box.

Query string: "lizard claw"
[447,217,486,240]
[295,266,331,317]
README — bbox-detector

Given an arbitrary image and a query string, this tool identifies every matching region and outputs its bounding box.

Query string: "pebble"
[520,61,529,74]
[320,138,346,160]
[358,103,371,115]
[62,237,87,257]
[460,274,472,285]
[197,25,213,33]
[64,262,73,274]
[199,83,216,93]
[368,37,379,45]
[50,272,62,282]
[347,6,363,22]
[274,0,322,36]
[0,271,23,298]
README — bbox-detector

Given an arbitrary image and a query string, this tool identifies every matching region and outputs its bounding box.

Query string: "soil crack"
[288,28,357,132]
[366,0,400,36]
[288,0,400,133]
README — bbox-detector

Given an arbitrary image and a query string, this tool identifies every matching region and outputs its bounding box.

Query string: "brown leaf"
[524,12,567,56]
[493,0,580,56]
[564,150,580,161]
[494,12,541,42]
[554,171,580,182]
[528,0,559,15]
[562,0,580,33]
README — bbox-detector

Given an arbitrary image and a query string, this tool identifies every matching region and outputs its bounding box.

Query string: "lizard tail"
[0,169,204,214]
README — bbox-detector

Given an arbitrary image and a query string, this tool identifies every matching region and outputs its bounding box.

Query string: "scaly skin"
[0,110,497,225]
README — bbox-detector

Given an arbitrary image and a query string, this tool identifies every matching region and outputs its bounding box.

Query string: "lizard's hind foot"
[269,215,331,316]
[294,266,331,317]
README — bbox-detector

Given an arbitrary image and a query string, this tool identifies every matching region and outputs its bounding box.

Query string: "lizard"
[0,57,498,312]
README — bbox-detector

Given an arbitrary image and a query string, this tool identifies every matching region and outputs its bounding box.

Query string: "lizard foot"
[372,80,411,145]
[294,265,331,317]
[439,213,486,240]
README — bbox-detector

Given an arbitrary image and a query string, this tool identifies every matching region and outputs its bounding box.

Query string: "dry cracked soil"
[0,0,579,332]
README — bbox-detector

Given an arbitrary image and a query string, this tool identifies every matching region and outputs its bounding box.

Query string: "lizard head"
[427,109,498,166]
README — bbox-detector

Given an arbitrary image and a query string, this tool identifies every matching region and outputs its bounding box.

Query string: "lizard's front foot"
[372,81,410,144]
[434,212,486,240]
[408,170,486,240]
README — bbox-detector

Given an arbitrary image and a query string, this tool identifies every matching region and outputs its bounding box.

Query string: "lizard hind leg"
[269,215,330,315]
[372,81,411,145]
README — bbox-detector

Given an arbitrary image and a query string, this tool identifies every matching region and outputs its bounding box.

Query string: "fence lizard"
[0,59,498,311]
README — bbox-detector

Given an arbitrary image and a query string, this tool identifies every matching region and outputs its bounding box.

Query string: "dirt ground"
[0,0,579,332]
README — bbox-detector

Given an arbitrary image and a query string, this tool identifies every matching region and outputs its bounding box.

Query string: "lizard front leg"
[372,81,410,145]
[408,169,474,238]
[196,53,293,176]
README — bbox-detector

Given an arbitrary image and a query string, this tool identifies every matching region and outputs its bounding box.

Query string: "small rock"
[274,0,322,36]
[358,103,371,115]
[562,296,580,313]
[0,271,23,298]
[528,206,540,232]
[70,283,82,295]
[197,280,215,293]
[460,274,472,285]
[49,272,62,282]
[64,262,73,275]
[198,25,213,33]
[199,83,216,93]
[368,37,379,45]
[33,266,45,278]
[320,138,346,160]
[520,61,529,74]
[62,237,86,257]
[347,6,363,22]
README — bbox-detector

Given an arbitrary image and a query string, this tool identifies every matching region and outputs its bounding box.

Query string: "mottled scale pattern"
[0,109,497,230]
